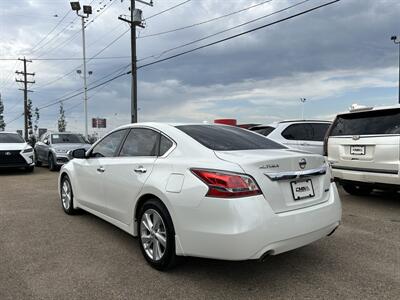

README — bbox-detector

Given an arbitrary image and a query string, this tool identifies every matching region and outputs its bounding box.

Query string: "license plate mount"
[290,179,315,201]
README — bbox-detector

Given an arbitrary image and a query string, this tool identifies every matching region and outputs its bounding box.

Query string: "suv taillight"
[191,169,262,198]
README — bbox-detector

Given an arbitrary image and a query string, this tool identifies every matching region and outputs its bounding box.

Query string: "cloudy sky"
[0,0,399,133]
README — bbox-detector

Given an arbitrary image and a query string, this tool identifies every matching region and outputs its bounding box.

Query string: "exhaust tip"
[259,250,274,263]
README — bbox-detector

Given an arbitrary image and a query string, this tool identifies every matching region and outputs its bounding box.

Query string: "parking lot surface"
[0,167,399,300]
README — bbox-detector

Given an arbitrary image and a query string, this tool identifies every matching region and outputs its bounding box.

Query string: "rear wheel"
[342,183,372,196]
[138,199,177,271]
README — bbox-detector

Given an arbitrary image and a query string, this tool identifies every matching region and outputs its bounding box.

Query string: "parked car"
[34,132,91,171]
[59,123,341,270]
[250,120,332,155]
[326,105,400,195]
[0,132,34,172]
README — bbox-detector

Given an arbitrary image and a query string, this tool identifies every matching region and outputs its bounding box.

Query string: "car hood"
[51,143,91,151]
[0,143,27,151]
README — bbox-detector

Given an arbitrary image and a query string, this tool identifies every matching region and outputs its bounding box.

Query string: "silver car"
[34,132,91,171]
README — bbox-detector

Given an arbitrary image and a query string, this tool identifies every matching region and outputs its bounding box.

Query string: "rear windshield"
[176,125,285,151]
[251,126,275,136]
[330,108,400,136]
[52,134,86,144]
[0,133,25,143]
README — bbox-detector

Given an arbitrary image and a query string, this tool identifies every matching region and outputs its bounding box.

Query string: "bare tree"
[0,93,5,131]
[58,102,67,132]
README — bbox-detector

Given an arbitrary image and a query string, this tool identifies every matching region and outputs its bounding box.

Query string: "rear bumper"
[175,183,342,260]
[332,166,400,186]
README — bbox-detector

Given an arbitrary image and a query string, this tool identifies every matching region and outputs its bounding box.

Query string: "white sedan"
[59,123,341,270]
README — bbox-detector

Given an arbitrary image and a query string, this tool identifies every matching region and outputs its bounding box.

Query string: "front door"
[102,128,160,225]
[74,129,128,214]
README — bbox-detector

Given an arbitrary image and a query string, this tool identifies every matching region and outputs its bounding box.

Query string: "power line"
[139,0,272,39]
[137,0,339,70]
[138,0,312,63]
[144,0,191,20]
[29,10,72,53]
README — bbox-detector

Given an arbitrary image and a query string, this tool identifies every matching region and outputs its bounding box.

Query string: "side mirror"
[69,148,87,159]
[44,139,49,145]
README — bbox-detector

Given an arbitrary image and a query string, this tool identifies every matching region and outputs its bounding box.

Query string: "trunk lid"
[215,149,330,213]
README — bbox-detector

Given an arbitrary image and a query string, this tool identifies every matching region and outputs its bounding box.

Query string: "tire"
[25,166,34,173]
[138,199,177,271]
[342,183,372,196]
[60,175,77,215]
[48,154,58,171]
[34,151,42,167]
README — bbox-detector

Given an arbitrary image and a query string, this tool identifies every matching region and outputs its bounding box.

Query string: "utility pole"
[70,2,92,139]
[390,36,400,104]
[119,0,153,123]
[16,57,35,140]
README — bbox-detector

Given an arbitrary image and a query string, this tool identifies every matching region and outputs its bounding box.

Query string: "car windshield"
[52,134,86,144]
[0,133,25,143]
[176,125,285,151]
[330,108,400,136]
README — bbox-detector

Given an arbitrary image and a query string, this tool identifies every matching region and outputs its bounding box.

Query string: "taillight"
[191,169,262,198]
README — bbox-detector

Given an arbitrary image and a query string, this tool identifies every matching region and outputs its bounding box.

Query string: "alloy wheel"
[61,180,72,210]
[140,209,167,261]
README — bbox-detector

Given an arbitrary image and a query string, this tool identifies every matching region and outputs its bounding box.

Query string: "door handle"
[97,167,105,173]
[134,166,147,174]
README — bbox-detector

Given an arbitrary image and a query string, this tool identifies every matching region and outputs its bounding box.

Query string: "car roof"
[0,131,21,135]
[252,120,331,128]
[338,104,400,116]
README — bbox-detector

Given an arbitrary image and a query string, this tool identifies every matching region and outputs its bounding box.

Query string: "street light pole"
[81,15,89,138]
[391,35,400,104]
[70,2,92,138]
[300,98,306,120]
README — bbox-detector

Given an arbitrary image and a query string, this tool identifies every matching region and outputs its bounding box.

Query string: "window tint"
[281,124,312,140]
[310,123,330,141]
[91,130,127,157]
[281,123,330,141]
[0,133,25,143]
[159,135,173,156]
[176,125,285,151]
[252,126,275,136]
[119,128,159,157]
[330,109,400,136]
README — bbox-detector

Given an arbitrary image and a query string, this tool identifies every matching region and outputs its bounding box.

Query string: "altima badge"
[352,135,360,140]
[259,163,279,169]
[299,158,307,169]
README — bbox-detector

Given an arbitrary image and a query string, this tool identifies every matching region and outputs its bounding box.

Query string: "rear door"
[328,108,400,174]
[102,128,160,225]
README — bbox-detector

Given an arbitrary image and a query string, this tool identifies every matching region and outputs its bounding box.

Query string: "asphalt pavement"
[0,167,399,299]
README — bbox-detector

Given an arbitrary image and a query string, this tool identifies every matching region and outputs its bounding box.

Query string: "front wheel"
[342,183,372,196]
[138,200,177,271]
[60,175,77,215]
[48,154,58,171]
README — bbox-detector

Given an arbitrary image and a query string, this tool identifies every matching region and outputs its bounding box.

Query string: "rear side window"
[282,123,330,141]
[159,135,173,156]
[176,125,285,151]
[119,128,159,157]
[252,126,275,136]
[330,109,400,136]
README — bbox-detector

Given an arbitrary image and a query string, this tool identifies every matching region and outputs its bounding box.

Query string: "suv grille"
[0,150,26,165]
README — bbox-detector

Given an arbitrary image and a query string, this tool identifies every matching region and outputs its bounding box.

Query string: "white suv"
[326,105,400,195]
[250,120,331,155]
